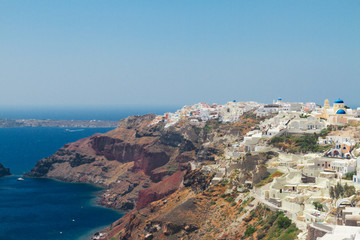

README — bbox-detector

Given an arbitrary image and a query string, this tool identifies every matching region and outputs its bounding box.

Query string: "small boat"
[17,177,24,181]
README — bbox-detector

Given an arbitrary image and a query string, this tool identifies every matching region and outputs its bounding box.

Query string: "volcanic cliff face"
[0,163,11,177]
[27,112,259,211]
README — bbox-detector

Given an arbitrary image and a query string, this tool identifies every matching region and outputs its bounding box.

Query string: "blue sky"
[0,1,359,107]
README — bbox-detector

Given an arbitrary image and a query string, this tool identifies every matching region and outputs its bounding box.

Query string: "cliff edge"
[27,112,259,211]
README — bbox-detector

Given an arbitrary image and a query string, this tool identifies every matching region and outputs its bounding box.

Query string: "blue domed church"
[320,98,358,125]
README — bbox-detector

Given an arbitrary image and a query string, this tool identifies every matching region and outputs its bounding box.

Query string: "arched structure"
[336,198,354,219]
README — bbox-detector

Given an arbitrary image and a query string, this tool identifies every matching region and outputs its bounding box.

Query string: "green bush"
[244,225,256,237]
[286,225,298,234]
[225,197,234,203]
[278,216,291,229]
[313,201,323,211]
[300,113,310,118]
[319,127,332,137]
[220,179,229,186]
[203,124,212,133]
[345,171,356,180]
[278,231,299,240]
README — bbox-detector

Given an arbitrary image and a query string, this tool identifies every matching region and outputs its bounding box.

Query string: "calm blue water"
[0,176,121,240]
[0,128,123,240]
[0,107,177,240]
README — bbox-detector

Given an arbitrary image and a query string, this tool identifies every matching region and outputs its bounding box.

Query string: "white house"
[331,159,356,177]
[287,115,326,134]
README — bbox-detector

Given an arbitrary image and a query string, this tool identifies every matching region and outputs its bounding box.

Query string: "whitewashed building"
[287,115,326,134]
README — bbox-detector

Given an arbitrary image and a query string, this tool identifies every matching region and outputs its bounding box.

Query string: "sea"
[0,106,177,240]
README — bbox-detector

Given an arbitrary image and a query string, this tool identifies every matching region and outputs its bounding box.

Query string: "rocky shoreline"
[0,163,11,177]
[26,114,202,211]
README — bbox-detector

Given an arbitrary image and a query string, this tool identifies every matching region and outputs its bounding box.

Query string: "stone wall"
[306,223,332,240]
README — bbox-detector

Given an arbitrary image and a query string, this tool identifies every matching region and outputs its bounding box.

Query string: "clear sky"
[0,1,359,108]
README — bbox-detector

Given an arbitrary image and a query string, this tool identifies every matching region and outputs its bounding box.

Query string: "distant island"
[0,118,118,128]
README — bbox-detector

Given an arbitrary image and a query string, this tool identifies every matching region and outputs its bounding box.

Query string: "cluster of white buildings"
[187,98,360,240]
[241,98,360,239]
[162,101,261,128]
[255,98,360,127]
[256,152,360,240]
[255,98,303,117]
[173,98,360,239]
[238,112,327,153]
[261,170,331,223]
[161,97,360,130]
[258,126,360,239]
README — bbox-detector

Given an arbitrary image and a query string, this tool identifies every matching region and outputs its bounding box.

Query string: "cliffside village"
[153,98,360,240]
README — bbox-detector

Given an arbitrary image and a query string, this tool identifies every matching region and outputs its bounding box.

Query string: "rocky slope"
[26,111,283,239]
[0,163,11,177]
[27,113,261,211]
[101,168,297,240]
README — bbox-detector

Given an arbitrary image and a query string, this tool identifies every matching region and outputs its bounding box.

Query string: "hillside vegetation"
[270,134,331,153]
